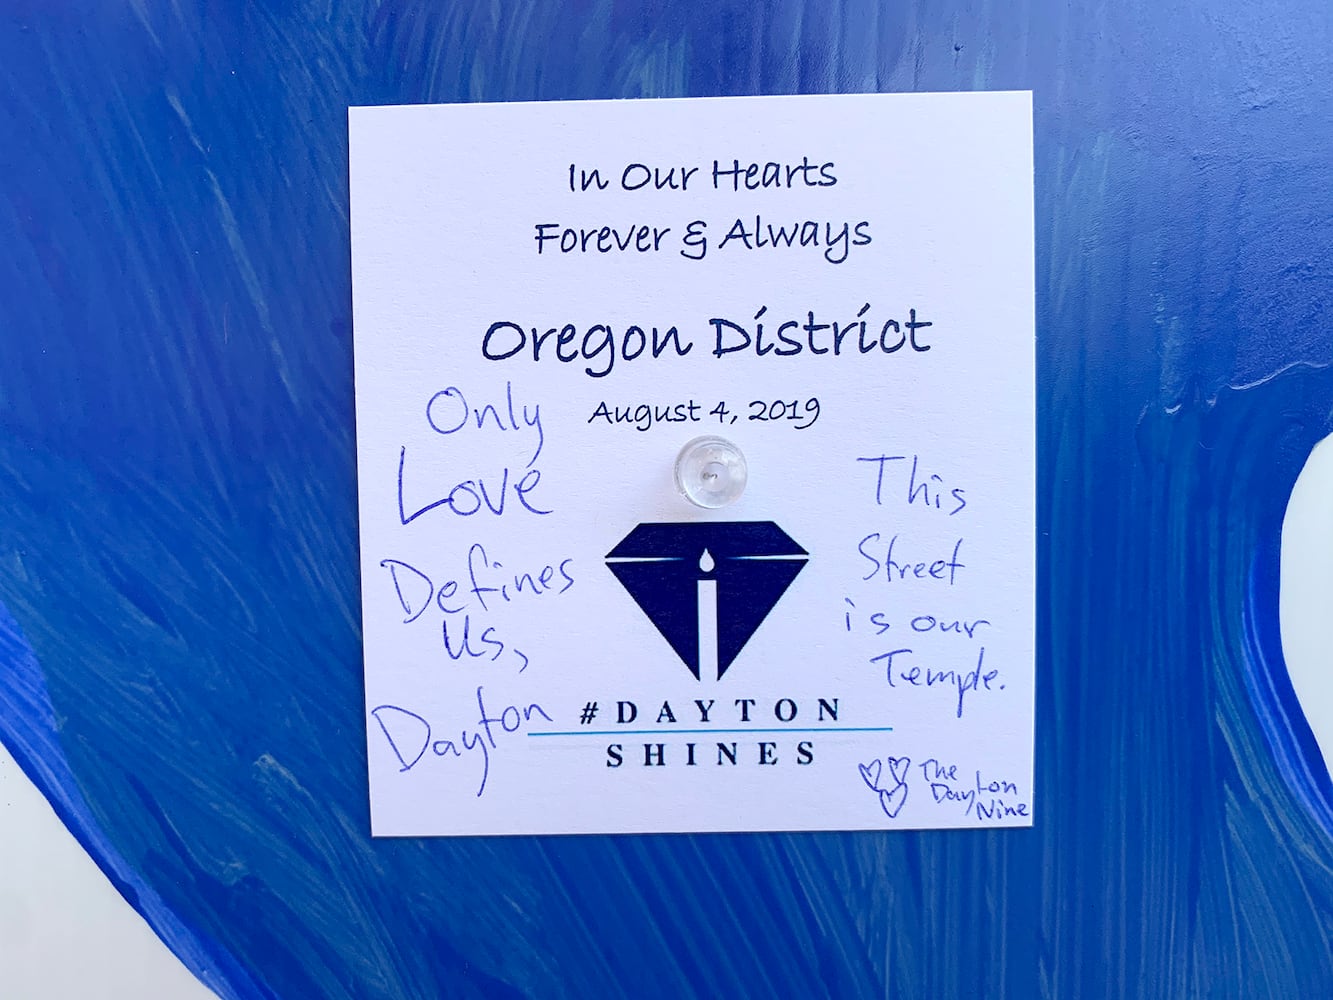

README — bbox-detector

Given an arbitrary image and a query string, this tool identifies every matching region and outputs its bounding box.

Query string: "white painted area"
[0,745,217,1000]
[1280,433,1333,780]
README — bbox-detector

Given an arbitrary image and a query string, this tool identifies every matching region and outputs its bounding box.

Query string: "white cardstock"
[349,93,1035,837]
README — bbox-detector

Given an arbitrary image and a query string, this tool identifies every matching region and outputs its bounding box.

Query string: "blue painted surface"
[2,2,1332,997]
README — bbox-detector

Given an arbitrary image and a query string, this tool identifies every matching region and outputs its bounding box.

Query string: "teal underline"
[529,726,893,737]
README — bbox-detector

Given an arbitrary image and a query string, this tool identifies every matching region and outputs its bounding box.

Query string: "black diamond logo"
[606,522,808,680]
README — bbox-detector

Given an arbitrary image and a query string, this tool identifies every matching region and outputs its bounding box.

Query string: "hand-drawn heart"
[858,759,883,790]
[878,782,909,819]
[886,756,912,787]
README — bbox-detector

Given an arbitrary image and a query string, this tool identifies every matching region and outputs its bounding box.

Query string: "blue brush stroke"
[2,1,1333,997]
[1238,368,1333,828]
[0,600,272,1000]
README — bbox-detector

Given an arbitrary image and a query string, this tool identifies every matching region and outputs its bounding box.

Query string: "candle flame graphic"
[699,548,715,573]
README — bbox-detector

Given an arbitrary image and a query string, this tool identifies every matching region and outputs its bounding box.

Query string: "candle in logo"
[697,548,718,680]
[606,522,808,681]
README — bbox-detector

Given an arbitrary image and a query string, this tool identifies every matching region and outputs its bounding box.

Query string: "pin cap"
[674,435,748,508]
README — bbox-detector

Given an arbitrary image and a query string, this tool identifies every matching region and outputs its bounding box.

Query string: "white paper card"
[349,93,1035,837]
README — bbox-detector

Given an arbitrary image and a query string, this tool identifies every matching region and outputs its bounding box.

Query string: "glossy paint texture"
[2,2,1332,997]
